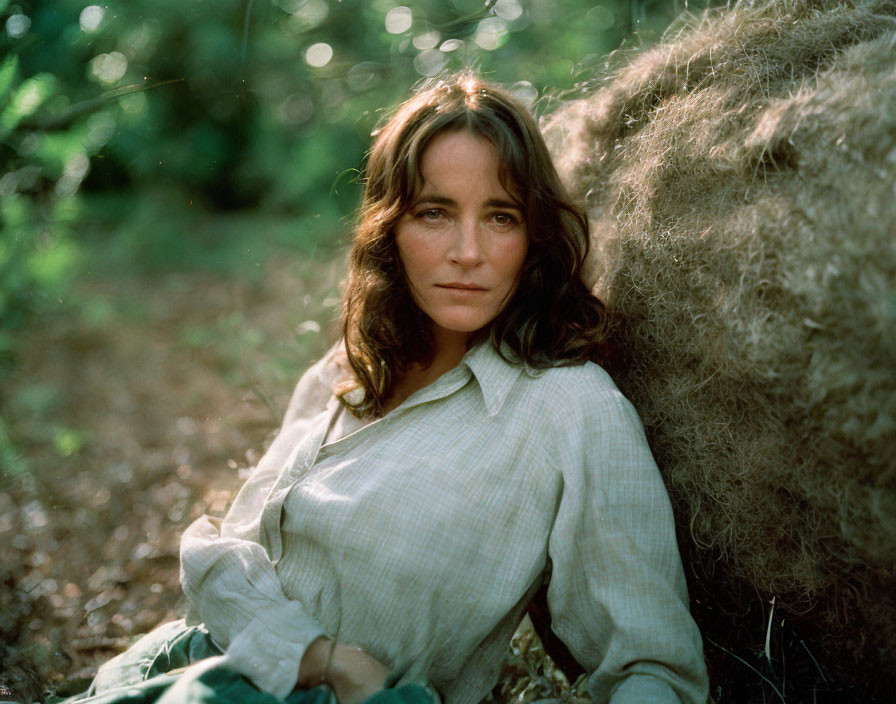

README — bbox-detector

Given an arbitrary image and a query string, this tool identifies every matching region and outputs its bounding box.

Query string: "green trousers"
[57,620,432,704]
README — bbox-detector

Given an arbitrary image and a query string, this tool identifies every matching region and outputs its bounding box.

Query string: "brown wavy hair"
[342,72,606,417]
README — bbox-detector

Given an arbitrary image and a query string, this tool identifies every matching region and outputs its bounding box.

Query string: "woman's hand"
[299,637,391,704]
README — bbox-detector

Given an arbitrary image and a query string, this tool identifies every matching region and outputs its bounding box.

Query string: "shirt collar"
[330,339,524,417]
[462,340,524,417]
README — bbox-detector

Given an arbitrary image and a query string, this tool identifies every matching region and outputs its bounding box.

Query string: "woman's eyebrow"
[412,195,522,211]
[484,198,522,211]
[413,194,455,206]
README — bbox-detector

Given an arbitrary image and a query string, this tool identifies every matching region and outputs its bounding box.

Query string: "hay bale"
[544,0,896,698]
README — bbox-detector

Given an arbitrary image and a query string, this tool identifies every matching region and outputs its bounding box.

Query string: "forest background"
[1,0,719,700]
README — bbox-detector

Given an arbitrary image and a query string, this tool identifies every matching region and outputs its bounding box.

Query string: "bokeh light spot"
[278,92,314,124]
[91,52,128,83]
[494,0,523,21]
[56,154,90,197]
[80,5,104,32]
[305,42,334,67]
[119,91,147,115]
[414,49,448,77]
[289,0,329,31]
[347,62,381,91]
[0,173,17,196]
[6,14,31,38]
[385,6,413,34]
[122,21,162,56]
[413,31,440,51]
[510,80,538,108]
[85,112,117,150]
[473,17,508,51]
[439,38,463,52]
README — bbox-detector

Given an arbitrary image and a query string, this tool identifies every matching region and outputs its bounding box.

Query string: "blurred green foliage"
[0,0,719,473]
[0,0,718,312]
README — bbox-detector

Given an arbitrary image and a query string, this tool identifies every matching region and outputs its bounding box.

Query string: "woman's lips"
[436,283,487,291]
[436,284,488,296]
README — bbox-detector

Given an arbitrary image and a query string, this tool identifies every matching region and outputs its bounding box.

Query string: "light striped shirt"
[179,341,708,704]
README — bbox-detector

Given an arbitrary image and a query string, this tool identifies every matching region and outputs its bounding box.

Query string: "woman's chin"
[428,317,493,341]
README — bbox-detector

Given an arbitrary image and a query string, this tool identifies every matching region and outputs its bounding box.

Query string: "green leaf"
[53,426,85,457]
[0,72,57,133]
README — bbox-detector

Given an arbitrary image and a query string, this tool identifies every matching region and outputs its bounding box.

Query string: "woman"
[67,73,709,704]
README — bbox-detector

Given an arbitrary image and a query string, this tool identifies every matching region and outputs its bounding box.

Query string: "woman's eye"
[492,212,519,226]
[418,209,443,221]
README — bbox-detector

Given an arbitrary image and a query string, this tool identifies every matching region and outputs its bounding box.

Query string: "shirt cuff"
[608,673,680,703]
[220,600,326,699]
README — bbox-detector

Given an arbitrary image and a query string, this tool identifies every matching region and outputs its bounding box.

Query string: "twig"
[430,0,498,31]
[19,79,184,131]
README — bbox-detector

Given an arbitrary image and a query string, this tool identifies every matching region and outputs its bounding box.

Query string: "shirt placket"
[259,398,340,565]
[261,365,474,565]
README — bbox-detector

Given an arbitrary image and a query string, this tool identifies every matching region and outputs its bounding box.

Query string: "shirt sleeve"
[545,370,709,704]
[179,346,340,698]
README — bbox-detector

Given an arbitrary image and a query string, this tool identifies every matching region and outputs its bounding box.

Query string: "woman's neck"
[429,325,472,373]
[381,327,473,414]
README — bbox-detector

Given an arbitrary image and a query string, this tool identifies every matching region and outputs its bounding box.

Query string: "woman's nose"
[448,219,484,266]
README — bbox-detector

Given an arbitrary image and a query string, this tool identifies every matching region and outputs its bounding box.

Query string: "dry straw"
[544,0,896,697]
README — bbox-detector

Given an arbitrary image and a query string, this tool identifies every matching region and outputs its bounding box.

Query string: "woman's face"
[394,130,528,348]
